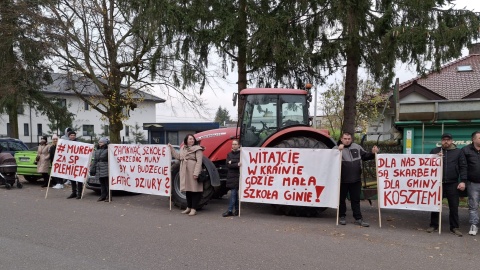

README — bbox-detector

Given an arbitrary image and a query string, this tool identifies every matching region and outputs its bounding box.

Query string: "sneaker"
[354,219,369,227]
[339,216,346,225]
[52,184,63,189]
[222,211,233,217]
[469,224,478,236]
[426,226,437,233]
[64,180,71,185]
[450,228,463,237]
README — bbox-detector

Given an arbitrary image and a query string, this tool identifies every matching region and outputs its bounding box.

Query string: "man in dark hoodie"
[426,133,467,236]
[335,132,378,227]
[462,131,480,236]
[66,131,83,199]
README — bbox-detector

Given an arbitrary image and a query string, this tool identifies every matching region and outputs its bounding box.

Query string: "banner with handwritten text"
[377,154,442,211]
[240,147,341,208]
[51,139,94,182]
[108,144,171,196]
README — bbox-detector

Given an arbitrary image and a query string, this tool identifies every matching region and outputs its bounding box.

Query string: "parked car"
[86,145,180,193]
[15,146,42,183]
[0,137,28,155]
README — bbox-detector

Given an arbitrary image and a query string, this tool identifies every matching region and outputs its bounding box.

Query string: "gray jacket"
[334,143,375,183]
[90,147,109,178]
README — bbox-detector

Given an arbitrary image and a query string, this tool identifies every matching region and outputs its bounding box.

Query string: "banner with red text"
[108,144,171,196]
[377,154,442,211]
[240,147,341,208]
[51,139,94,182]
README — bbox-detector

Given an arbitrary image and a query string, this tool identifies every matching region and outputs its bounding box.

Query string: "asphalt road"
[0,177,478,270]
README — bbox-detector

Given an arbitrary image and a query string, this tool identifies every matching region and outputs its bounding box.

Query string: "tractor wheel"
[171,163,215,210]
[211,181,229,199]
[271,136,329,217]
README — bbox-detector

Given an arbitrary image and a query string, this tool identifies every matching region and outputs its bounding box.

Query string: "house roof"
[42,73,165,103]
[399,54,480,100]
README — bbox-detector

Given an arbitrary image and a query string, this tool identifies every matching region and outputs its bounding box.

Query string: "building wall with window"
[0,93,160,146]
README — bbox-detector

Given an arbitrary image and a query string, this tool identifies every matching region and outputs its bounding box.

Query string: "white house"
[0,73,165,146]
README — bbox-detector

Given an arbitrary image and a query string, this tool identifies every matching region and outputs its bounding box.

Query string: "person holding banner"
[38,136,52,188]
[426,133,467,236]
[169,134,204,216]
[50,135,64,189]
[222,139,241,217]
[66,131,83,199]
[90,137,110,202]
[462,131,480,236]
[336,132,378,227]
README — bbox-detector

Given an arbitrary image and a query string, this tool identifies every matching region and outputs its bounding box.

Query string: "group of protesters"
[37,127,110,202]
[334,131,480,237]
[36,128,480,236]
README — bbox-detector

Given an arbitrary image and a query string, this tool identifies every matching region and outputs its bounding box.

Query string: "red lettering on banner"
[244,176,274,189]
[67,144,93,155]
[112,176,131,186]
[259,165,304,175]
[53,163,88,178]
[243,188,278,200]
[56,155,66,163]
[248,151,300,165]
[400,157,416,167]
[137,165,169,175]
[419,158,440,166]
[116,156,142,163]
[383,189,439,206]
[134,177,165,191]
[141,146,166,156]
[68,155,80,164]
[378,157,396,168]
[393,168,438,177]
[378,170,388,178]
[383,179,399,189]
[283,190,313,202]
[282,176,316,186]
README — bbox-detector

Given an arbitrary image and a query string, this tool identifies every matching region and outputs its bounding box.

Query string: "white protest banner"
[50,139,94,182]
[240,147,341,208]
[377,154,442,212]
[109,144,171,196]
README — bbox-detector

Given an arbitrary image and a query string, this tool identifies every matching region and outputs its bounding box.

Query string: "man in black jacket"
[426,133,467,236]
[462,131,480,236]
[335,132,378,227]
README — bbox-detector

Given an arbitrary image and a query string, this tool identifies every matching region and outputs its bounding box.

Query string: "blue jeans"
[228,188,239,212]
[468,182,480,225]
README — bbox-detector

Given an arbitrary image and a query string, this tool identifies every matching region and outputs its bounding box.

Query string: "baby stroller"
[0,153,23,189]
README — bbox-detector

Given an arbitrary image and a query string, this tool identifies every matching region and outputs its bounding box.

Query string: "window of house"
[24,123,29,136]
[56,99,67,107]
[17,105,24,115]
[37,124,42,136]
[104,125,109,136]
[125,125,130,137]
[167,132,178,145]
[457,65,473,72]
[83,125,94,136]
[84,101,89,110]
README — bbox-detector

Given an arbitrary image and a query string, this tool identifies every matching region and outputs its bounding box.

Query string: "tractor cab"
[238,88,310,147]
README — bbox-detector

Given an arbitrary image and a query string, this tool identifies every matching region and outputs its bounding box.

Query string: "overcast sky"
[153,0,480,123]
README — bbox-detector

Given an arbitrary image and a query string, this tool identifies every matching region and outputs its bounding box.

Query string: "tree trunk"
[236,0,248,116]
[342,52,360,135]
[8,101,19,139]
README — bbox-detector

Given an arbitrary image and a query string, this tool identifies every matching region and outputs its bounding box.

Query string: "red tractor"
[171,87,337,216]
